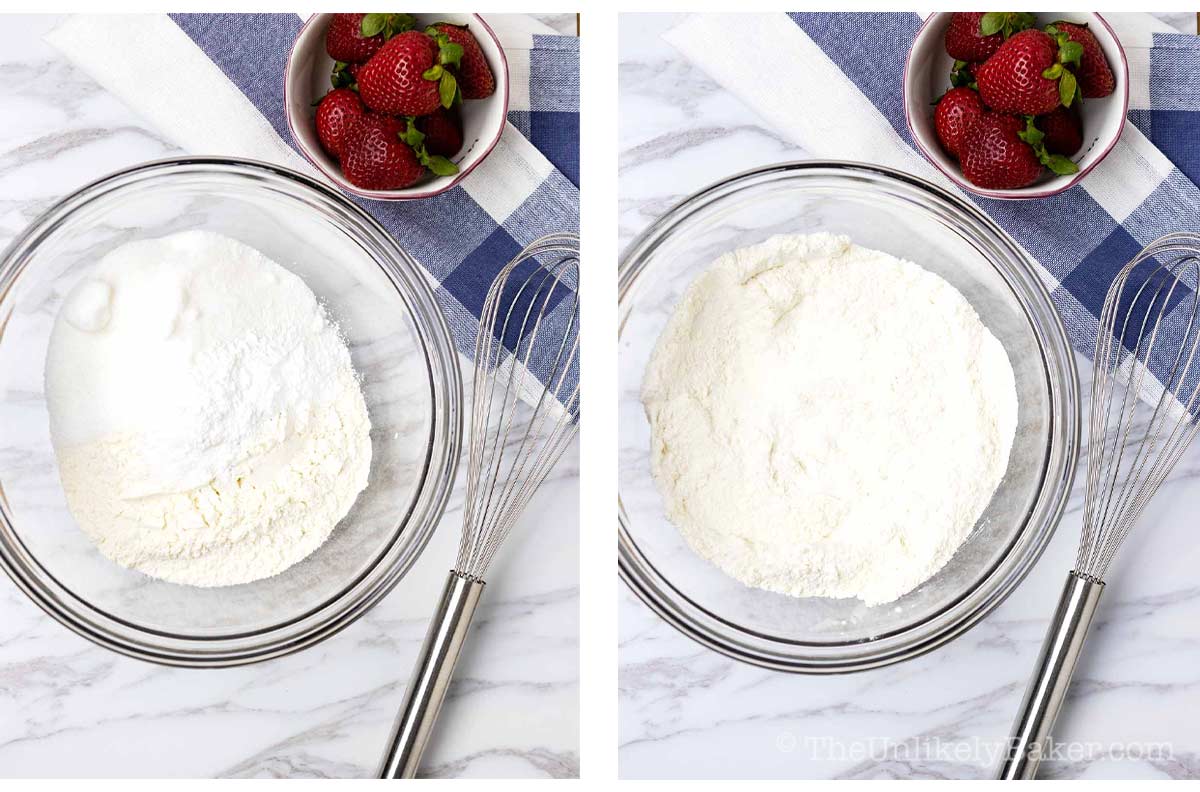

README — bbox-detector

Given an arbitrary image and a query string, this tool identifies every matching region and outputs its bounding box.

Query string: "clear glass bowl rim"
[618,160,1081,673]
[0,157,463,667]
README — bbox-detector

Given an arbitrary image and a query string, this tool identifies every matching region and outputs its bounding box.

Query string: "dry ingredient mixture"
[642,233,1018,605]
[45,231,371,587]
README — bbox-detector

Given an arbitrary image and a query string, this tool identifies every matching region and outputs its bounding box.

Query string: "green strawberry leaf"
[1017,116,1045,147]
[979,12,1006,36]
[1059,40,1084,67]
[1043,63,1064,80]
[424,155,459,176]
[1009,13,1036,35]
[423,64,444,81]
[385,13,416,38]
[1044,154,1080,175]
[360,13,387,38]
[1059,69,1078,107]
[949,60,980,90]
[1044,23,1060,36]
[1019,116,1081,175]
[439,71,458,109]
[439,41,465,68]
[982,12,1035,38]
[399,117,425,148]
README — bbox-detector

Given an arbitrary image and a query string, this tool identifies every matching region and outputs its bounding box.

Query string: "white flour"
[643,233,1017,605]
[45,231,372,587]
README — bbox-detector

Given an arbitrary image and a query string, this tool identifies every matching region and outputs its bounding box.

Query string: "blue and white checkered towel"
[666,12,1200,407]
[45,13,578,394]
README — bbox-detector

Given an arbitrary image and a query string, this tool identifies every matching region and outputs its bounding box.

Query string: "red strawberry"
[959,113,1044,189]
[428,23,496,100]
[325,14,384,64]
[340,114,426,190]
[977,29,1079,116]
[357,31,442,116]
[1037,106,1083,156]
[1049,22,1115,98]
[960,112,1080,189]
[934,87,985,159]
[315,88,366,160]
[418,107,464,157]
[326,13,416,63]
[944,12,1034,63]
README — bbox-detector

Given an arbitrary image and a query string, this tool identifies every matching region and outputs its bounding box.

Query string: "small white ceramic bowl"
[285,13,509,201]
[904,12,1128,200]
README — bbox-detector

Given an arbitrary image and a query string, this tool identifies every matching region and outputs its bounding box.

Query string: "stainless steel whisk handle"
[378,570,485,778]
[998,571,1104,780]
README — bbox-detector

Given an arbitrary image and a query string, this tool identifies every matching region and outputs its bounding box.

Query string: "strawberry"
[977,29,1082,116]
[959,113,1044,189]
[960,112,1080,189]
[341,114,426,190]
[428,23,496,100]
[417,107,464,157]
[315,88,366,160]
[944,12,1034,63]
[1037,105,1083,156]
[934,86,985,159]
[357,31,443,116]
[326,14,382,64]
[1048,22,1115,98]
[326,13,415,63]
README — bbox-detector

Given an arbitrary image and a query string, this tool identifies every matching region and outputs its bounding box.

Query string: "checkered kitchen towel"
[46,13,578,395]
[666,12,1200,407]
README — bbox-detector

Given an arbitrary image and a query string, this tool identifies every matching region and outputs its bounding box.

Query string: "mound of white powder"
[45,230,372,587]
[642,233,1017,605]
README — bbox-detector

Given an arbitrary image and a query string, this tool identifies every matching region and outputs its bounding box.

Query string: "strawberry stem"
[396,118,460,177]
[1017,115,1080,175]
[979,12,1035,38]
[1044,24,1083,107]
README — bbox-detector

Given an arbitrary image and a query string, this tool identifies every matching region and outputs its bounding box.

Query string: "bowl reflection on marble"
[618,161,1080,673]
[0,157,461,666]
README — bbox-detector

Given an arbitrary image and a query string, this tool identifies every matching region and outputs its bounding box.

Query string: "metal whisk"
[379,233,580,778]
[999,232,1200,779]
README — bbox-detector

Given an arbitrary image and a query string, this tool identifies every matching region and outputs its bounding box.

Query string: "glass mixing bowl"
[619,161,1080,672]
[0,158,461,666]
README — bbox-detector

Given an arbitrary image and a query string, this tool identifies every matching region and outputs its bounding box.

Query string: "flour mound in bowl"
[44,230,372,587]
[642,233,1018,606]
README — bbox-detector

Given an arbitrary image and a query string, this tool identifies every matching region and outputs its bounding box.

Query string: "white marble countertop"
[619,12,1200,781]
[0,14,577,779]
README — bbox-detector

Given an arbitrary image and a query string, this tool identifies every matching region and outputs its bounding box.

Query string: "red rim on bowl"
[903,12,1129,200]
[284,13,510,201]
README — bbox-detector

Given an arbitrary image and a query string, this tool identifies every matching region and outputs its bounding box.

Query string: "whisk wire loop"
[456,233,580,580]
[1078,232,1200,580]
